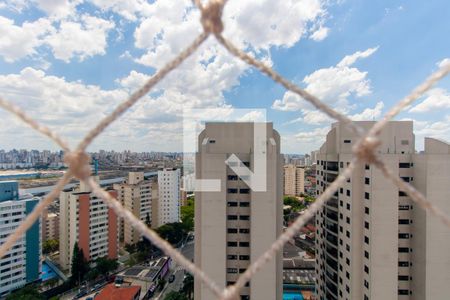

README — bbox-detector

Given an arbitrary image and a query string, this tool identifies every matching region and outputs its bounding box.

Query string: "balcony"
[325,210,338,222]
[325,161,339,172]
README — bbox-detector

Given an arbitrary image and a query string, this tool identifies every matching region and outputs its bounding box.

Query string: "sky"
[0,0,449,154]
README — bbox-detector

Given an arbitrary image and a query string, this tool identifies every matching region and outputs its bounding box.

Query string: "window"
[399,233,410,239]
[399,191,407,197]
[346,231,350,238]
[401,140,409,145]
[227,202,238,207]
[398,261,409,267]
[364,265,369,274]
[346,203,350,210]
[239,215,250,221]
[365,192,370,200]
[398,275,409,281]
[239,228,250,234]
[364,295,369,300]
[365,178,370,185]
[398,290,409,295]
[344,140,351,144]
[364,280,369,289]
[340,188,343,194]
[227,255,237,260]
[399,247,409,253]
[365,164,370,170]
[346,190,350,196]
[240,189,250,194]
[242,161,250,167]
[228,188,238,194]
[399,163,411,168]
[339,226,343,233]
[364,236,369,244]
[228,175,238,180]
[401,177,410,182]
[346,217,350,224]
[399,205,409,210]
[340,200,343,207]
[364,221,369,229]
[227,242,238,247]
[227,215,238,220]
[228,228,238,233]
[399,219,410,225]
[227,268,238,274]
[239,242,250,247]
[346,244,350,251]
[240,202,250,207]
[364,251,369,259]
[365,207,370,215]
[239,255,250,260]
[346,258,350,266]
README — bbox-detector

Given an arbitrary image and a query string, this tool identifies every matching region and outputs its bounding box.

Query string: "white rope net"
[1,1,450,299]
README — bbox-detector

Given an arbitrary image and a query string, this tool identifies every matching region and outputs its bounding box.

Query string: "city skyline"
[0,1,449,153]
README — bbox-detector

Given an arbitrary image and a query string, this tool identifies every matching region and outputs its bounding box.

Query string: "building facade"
[194,122,283,300]
[0,182,41,297]
[114,172,156,245]
[154,168,180,227]
[315,121,450,300]
[59,177,118,270]
[42,208,59,242]
[283,164,305,196]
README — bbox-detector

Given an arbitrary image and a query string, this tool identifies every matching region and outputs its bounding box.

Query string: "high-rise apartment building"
[154,168,180,227]
[283,164,305,196]
[0,182,41,297]
[194,122,283,300]
[59,177,118,270]
[114,172,157,245]
[42,208,59,242]
[315,121,450,300]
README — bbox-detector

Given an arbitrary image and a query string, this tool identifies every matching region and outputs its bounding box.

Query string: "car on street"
[168,274,176,283]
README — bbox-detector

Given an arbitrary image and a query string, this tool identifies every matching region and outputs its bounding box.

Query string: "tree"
[70,243,88,284]
[182,274,194,300]
[158,278,167,291]
[43,239,59,254]
[156,223,186,245]
[283,196,305,212]
[6,285,44,300]
[180,198,194,232]
[164,291,188,300]
[94,256,118,278]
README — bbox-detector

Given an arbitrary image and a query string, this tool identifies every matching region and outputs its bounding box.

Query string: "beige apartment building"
[315,121,450,300]
[283,164,305,196]
[114,172,157,245]
[42,208,59,242]
[194,122,283,300]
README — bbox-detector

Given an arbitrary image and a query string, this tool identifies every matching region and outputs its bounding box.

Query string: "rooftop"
[95,283,141,300]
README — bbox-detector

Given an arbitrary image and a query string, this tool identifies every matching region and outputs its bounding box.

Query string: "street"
[156,239,194,299]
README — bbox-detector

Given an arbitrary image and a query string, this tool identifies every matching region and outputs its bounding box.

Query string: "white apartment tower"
[315,121,450,300]
[283,164,305,196]
[59,177,118,270]
[114,172,156,245]
[0,186,41,298]
[155,168,181,227]
[194,122,283,300]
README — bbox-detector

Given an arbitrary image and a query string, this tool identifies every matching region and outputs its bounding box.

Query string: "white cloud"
[272,47,378,123]
[350,101,384,121]
[310,26,329,41]
[34,0,82,19]
[337,46,379,68]
[294,126,329,143]
[90,0,157,21]
[409,88,450,113]
[437,57,450,69]
[45,15,114,62]
[0,17,52,62]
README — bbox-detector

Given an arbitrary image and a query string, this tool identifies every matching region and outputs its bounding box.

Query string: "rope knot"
[64,151,91,180]
[352,136,381,164]
[221,285,239,300]
[200,0,224,35]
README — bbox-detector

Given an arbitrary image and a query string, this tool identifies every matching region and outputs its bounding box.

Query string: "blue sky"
[0,0,449,153]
